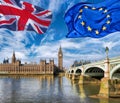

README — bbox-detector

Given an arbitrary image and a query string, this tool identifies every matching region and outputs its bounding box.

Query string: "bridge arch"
[110,64,120,79]
[84,66,104,79]
[75,68,82,74]
[71,70,74,73]
[84,65,105,73]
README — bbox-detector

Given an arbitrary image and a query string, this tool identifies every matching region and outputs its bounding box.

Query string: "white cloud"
[59,39,85,49]
[0,30,33,63]
[101,32,120,50]
[0,0,120,69]
[15,51,26,59]
[0,31,120,68]
[23,38,105,68]
[102,41,118,50]
[41,29,55,44]
[61,51,104,68]
[49,0,63,12]
[33,32,120,68]
[48,0,88,13]
[48,0,64,12]
[22,0,41,6]
[65,0,88,12]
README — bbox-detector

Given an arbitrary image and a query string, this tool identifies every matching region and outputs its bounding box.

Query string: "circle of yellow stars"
[78,6,111,35]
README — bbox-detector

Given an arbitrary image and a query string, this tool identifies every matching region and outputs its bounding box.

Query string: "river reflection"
[0,75,120,103]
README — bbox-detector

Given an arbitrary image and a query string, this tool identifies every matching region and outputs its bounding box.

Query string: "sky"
[0,0,120,68]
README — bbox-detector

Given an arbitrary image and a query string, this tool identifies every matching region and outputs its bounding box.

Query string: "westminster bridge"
[66,56,120,98]
[66,56,120,79]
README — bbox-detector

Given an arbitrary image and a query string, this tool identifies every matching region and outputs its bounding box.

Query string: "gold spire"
[12,51,16,63]
[59,46,62,54]
[13,50,15,57]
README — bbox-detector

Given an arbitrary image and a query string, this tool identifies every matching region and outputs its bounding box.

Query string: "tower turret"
[12,51,16,63]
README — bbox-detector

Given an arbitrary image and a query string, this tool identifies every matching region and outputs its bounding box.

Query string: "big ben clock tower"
[58,46,63,70]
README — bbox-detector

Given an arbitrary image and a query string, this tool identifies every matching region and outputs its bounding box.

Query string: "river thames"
[0,75,120,103]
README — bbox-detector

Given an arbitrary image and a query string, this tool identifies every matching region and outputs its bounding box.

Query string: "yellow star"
[99,8,103,11]
[106,15,110,18]
[87,26,92,31]
[104,9,108,13]
[106,20,110,24]
[78,15,82,19]
[81,21,85,26]
[79,9,83,13]
[102,26,107,31]
[92,7,96,10]
[84,6,88,9]
[95,30,99,35]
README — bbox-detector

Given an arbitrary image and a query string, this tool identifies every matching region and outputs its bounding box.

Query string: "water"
[0,75,120,103]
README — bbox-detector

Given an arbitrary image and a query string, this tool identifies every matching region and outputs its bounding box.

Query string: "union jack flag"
[0,0,52,34]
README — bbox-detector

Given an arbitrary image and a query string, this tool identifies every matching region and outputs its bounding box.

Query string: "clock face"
[59,54,62,56]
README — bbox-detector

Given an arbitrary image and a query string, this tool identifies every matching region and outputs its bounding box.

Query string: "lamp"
[105,46,109,59]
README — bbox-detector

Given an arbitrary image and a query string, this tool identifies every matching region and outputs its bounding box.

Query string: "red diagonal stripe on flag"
[0,18,16,25]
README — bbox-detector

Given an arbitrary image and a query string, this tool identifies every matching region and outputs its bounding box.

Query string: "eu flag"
[64,0,120,38]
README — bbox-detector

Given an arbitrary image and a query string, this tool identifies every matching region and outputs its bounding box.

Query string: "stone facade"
[0,47,63,75]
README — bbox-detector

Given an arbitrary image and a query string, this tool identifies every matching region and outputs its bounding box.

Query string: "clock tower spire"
[58,46,63,70]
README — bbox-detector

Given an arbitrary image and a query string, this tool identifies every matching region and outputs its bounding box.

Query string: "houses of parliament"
[0,46,63,75]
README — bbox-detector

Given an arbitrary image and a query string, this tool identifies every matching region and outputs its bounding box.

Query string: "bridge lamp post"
[104,46,110,78]
[105,46,109,59]
[99,47,110,98]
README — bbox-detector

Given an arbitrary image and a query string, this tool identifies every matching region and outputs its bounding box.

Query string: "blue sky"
[0,0,120,68]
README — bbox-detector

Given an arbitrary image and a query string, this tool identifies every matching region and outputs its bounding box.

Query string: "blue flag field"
[64,0,120,38]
